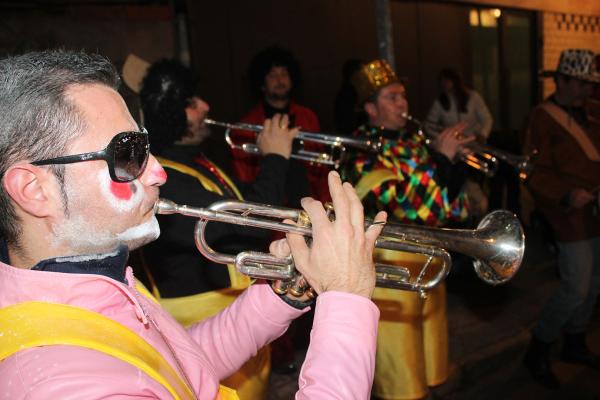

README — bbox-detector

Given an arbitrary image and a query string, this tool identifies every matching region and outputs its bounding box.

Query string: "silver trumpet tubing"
[466,142,536,181]
[155,198,525,297]
[402,113,534,179]
[204,118,382,169]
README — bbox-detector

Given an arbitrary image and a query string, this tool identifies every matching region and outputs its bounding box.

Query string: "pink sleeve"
[186,282,307,380]
[296,291,380,399]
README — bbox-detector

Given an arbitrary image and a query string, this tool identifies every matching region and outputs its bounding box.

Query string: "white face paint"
[117,216,160,243]
[96,168,145,213]
[51,168,159,254]
[52,213,116,253]
[52,209,160,254]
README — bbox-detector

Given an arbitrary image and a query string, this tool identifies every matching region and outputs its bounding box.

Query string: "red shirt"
[231,101,331,203]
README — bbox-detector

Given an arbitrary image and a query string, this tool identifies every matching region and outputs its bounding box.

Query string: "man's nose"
[197,98,210,113]
[139,154,167,187]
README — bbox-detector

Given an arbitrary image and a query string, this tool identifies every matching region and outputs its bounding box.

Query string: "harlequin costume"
[341,59,471,399]
[343,124,469,226]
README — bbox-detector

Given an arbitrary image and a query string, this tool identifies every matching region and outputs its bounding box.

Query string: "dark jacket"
[143,144,289,297]
[523,99,600,241]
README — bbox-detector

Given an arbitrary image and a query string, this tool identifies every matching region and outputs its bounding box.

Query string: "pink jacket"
[0,261,379,399]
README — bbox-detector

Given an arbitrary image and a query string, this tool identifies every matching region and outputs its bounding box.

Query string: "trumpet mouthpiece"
[154,198,178,215]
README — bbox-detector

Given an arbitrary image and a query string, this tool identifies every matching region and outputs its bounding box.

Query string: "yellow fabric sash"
[540,102,600,161]
[157,156,243,200]
[155,156,250,290]
[0,301,183,399]
[0,301,238,400]
[354,168,401,201]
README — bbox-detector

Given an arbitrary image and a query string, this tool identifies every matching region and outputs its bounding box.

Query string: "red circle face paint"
[110,181,133,200]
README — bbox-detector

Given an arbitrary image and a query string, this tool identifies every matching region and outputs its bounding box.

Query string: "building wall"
[448,0,600,16]
[0,4,175,118]
[186,0,472,131]
[0,1,598,135]
[186,0,380,130]
[541,12,600,97]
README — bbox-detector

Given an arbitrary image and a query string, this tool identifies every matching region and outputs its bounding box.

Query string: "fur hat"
[351,59,400,104]
[139,59,198,155]
[540,49,600,83]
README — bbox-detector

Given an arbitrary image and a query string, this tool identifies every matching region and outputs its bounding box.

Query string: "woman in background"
[426,68,493,217]
[425,67,492,143]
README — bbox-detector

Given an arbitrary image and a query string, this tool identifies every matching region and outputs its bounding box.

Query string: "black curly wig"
[139,59,197,155]
[248,45,301,99]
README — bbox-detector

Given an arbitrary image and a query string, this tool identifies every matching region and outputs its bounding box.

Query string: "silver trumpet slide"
[155,198,525,298]
[204,118,382,168]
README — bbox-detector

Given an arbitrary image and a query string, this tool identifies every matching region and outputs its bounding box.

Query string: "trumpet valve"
[271,280,291,295]
[288,275,310,297]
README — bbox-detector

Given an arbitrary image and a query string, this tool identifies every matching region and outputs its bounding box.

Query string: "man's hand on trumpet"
[432,121,475,161]
[257,113,299,159]
[270,171,387,299]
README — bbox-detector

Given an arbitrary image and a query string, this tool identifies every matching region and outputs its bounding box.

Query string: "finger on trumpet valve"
[271,279,291,295]
[288,275,310,297]
[305,287,317,299]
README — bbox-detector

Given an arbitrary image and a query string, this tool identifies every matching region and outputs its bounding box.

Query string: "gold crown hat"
[352,59,400,104]
[540,49,600,83]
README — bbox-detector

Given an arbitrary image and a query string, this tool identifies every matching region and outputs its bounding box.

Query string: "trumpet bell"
[470,210,525,285]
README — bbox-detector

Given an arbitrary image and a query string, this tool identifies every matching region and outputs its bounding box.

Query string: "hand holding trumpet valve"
[432,122,475,161]
[256,113,299,159]
[272,171,387,299]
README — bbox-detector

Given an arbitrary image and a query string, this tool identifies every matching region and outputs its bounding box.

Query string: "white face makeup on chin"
[97,167,160,247]
[117,216,160,245]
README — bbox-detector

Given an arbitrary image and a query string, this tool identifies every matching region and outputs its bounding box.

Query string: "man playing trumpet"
[341,59,475,400]
[0,49,386,399]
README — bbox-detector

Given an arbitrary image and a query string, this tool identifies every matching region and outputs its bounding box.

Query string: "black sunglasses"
[32,129,150,183]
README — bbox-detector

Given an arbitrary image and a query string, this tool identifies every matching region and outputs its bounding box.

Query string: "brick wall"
[542,12,600,97]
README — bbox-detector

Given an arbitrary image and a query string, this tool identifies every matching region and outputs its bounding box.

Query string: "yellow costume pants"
[371,251,449,400]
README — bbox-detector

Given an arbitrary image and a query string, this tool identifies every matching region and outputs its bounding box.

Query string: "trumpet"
[204,118,382,168]
[467,142,536,181]
[403,113,534,179]
[155,198,524,298]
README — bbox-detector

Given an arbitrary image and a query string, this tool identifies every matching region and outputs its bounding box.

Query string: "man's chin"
[126,233,158,252]
[117,216,161,250]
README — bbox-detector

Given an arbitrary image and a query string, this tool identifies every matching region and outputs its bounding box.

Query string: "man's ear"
[2,164,55,218]
[364,102,377,120]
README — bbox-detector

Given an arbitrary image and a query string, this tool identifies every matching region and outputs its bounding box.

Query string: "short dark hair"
[248,45,301,98]
[139,59,197,155]
[0,49,120,245]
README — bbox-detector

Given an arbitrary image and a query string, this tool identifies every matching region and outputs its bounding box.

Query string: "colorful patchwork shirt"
[341,125,470,226]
